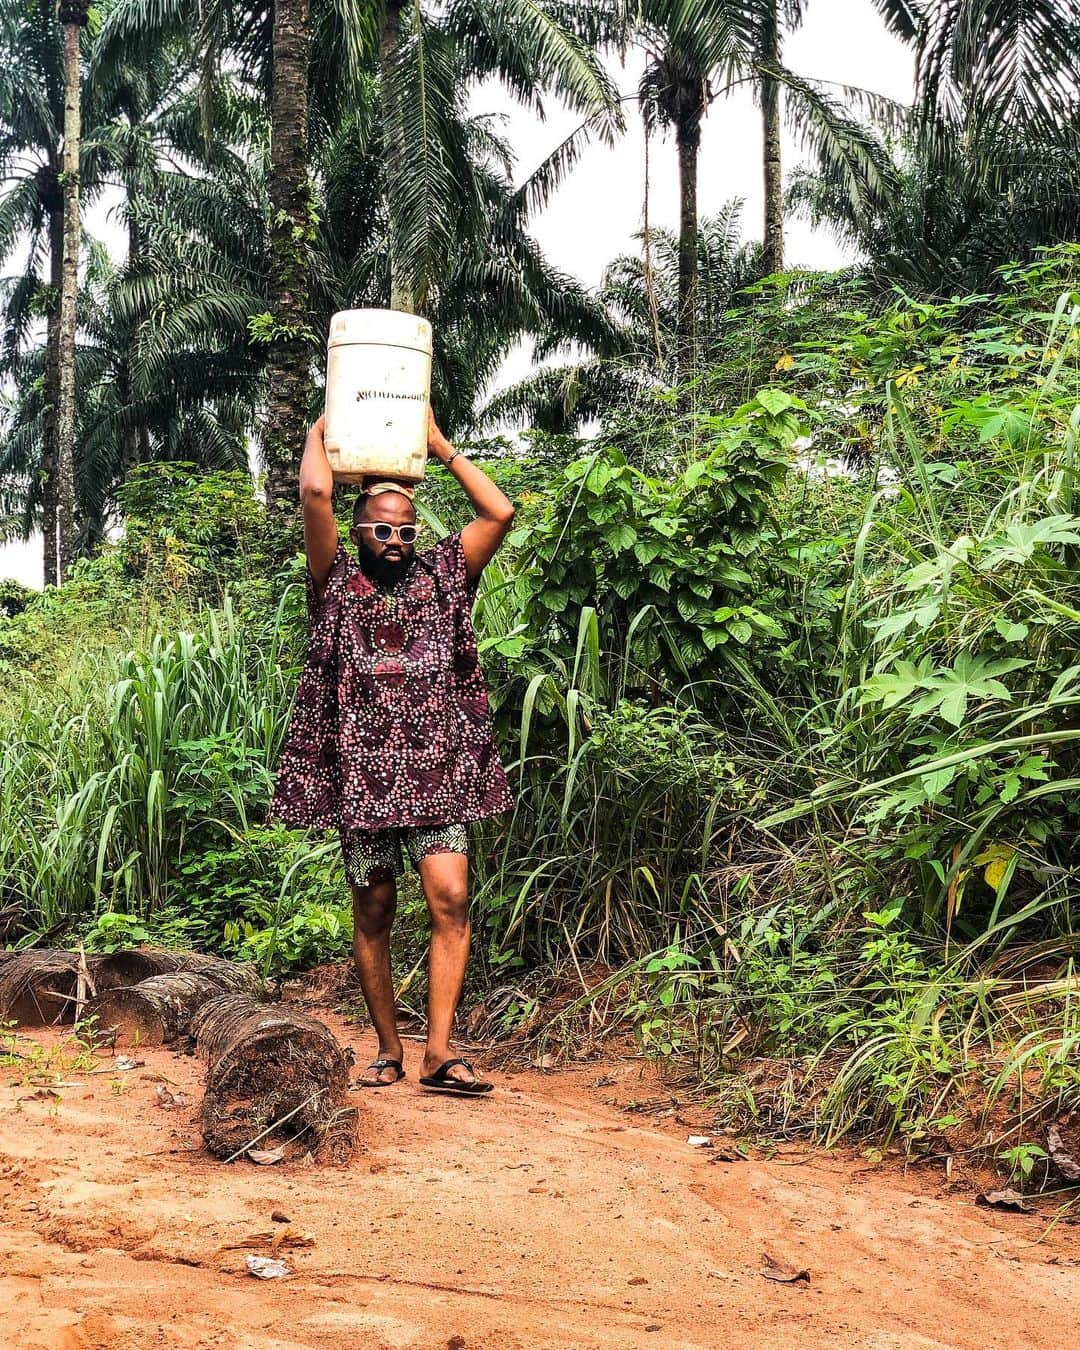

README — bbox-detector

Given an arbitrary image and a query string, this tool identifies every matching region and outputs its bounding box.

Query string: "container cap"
[328,308,433,352]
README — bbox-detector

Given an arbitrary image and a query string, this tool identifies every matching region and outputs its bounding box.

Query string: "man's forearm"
[429,428,514,525]
[299,417,333,502]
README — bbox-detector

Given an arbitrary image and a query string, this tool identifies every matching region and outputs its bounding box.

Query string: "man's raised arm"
[300,415,339,593]
[427,411,515,582]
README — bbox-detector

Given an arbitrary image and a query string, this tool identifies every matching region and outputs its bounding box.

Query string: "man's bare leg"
[351,874,404,1083]
[417,851,478,1085]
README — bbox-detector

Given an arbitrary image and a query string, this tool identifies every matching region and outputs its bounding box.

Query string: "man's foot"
[419,1051,493,1095]
[357,1046,406,1086]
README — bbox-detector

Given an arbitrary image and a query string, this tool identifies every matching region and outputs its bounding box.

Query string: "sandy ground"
[1,1010,1078,1350]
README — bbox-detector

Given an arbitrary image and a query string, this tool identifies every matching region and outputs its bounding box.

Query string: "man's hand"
[427,408,452,462]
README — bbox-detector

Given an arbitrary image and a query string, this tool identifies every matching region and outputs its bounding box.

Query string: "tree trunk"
[42,174,63,587]
[193,993,358,1163]
[264,0,314,511]
[56,0,88,580]
[379,0,414,314]
[93,947,264,995]
[86,970,265,1046]
[675,114,701,381]
[761,7,784,275]
[0,949,101,1026]
[122,204,142,472]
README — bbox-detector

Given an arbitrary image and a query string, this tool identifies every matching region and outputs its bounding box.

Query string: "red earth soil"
[1,1008,1078,1349]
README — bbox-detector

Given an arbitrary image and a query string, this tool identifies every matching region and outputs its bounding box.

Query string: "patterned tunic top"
[269,532,513,831]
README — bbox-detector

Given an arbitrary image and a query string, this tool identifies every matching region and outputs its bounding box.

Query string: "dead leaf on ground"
[155,1084,190,1111]
[248,1147,286,1166]
[1047,1125,1080,1183]
[114,1055,142,1071]
[18,1088,60,1103]
[760,1254,810,1285]
[222,1228,315,1253]
[976,1189,1032,1212]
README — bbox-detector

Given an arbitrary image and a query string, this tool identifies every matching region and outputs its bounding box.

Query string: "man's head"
[351,486,419,584]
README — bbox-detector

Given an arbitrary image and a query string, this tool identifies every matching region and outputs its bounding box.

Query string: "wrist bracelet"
[445,447,464,466]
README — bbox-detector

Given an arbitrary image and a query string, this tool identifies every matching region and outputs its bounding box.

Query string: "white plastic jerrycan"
[323,309,433,484]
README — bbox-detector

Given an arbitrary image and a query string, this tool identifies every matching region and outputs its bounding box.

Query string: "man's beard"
[357,539,411,586]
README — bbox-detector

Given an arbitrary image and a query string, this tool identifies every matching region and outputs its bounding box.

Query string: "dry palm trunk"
[192,994,358,1164]
[0,947,261,1031]
[0,949,102,1026]
[86,952,264,1044]
[93,948,262,995]
[86,972,243,1046]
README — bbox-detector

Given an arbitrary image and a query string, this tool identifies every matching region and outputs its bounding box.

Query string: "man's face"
[351,491,418,582]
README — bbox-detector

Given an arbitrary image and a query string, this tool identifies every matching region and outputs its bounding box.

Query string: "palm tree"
[0,133,266,548]
[909,0,1078,137]
[483,202,765,433]
[98,0,374,509]
[609,2,899,377]
[0,0,116,579]
[789,119,1080,297]
[56,0,92,577]
[0,67,267,547]
[376,0,622,316]
[624,2,755,374]
[754,1,920,274]
[790,0,1080,295]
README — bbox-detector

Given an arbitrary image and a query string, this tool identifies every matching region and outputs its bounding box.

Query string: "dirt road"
[1,1012,1077,1349]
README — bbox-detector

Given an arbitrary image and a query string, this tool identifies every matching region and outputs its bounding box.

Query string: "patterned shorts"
[340,823,468,888]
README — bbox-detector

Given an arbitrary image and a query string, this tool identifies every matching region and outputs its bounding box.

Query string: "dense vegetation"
[1,1,1078,1181]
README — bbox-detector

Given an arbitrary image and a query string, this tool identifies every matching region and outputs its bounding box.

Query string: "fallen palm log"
[0,949,102,1026]
[192,994,358,1164]
[85,955,264,1045]
[85,972,244,1046]
[93,948,262,996]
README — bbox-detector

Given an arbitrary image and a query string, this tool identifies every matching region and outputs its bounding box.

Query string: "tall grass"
[0,595,297,930]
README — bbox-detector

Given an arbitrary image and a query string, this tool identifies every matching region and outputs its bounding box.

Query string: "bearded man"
[270,411,514,1094]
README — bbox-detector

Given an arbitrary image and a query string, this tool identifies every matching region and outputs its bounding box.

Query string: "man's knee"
[352,880,396,938]
[427,880,469,932]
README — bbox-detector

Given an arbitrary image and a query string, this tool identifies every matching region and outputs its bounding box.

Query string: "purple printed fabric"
[269,532,513,831]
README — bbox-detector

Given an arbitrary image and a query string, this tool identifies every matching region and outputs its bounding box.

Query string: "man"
[270,411,514,1094]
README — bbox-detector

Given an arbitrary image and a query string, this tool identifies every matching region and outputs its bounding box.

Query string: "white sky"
[1,0,912,587]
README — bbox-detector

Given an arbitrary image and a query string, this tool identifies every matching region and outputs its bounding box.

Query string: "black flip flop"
[419,1057,493,1096]
[356,1057,405,1088]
